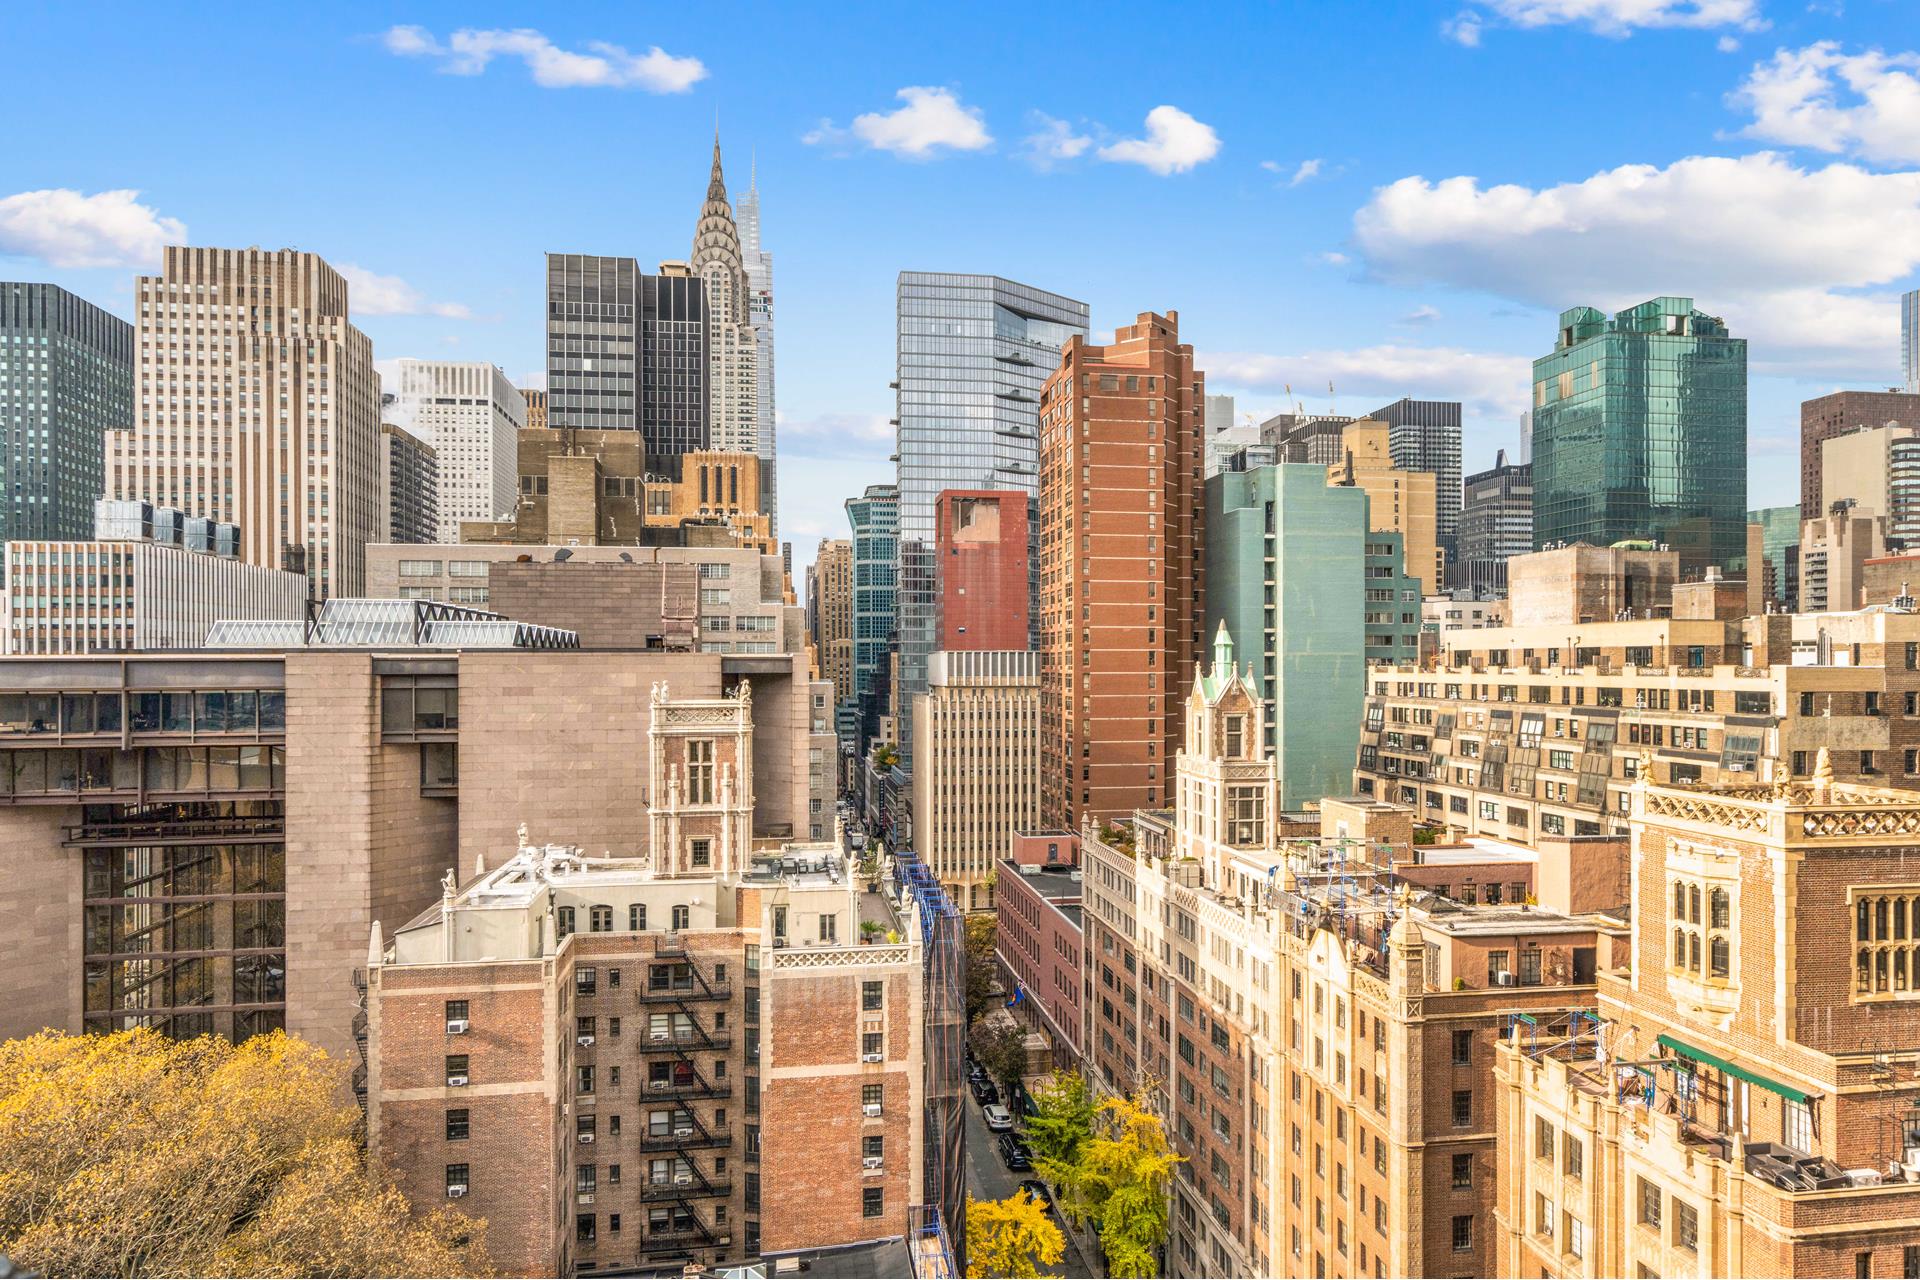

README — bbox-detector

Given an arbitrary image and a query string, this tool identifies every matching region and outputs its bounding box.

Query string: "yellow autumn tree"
[0,1028,492,1278]
[1050,1092,1182,1279]
[965,1190,1065,1279]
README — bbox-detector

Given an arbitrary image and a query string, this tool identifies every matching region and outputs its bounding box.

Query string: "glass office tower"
[544,254,707,459]
[892,273,1087,768]
[0,283,133,541]
[845,483,900,752]
[1531,297,1747,574]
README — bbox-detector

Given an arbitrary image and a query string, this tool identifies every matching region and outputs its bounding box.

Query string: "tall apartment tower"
[911,649,1040,912]
[1800,388,1920,520]
[0,283,133,541]
[389,360,525,542]
[690,139,760,462]
[1369,397,1462,562]
[807,537,854,712]
[105,247,380,598]
[1532,297,1747,574]
[544,254,708,459]
[1327,419,1442,597]
[737,162,777,536]
[1037,311,1203,829]
[845,484,899,750]
[1905,288,1919,395]
[377,423,438,544]
[1458,448,1533,595]
[894,274,1088,770]
[934,490,1029,651]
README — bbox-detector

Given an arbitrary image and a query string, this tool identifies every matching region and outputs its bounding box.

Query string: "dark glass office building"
[892,273,1086,769]
[1369,397,1462,561]
[0,283,133,541]
[1532,297,1747,574]
[544,254,707,461]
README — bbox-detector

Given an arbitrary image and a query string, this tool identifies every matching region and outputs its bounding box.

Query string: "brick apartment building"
[994,857,1084,1066]
[935,489,1029,651]
[0,600,828,1090]
[1037,311,1204,830]
[1801,388,1920,519]
[1355,550,1920,844]
[1496,759,1920,1277]
[366,681,936,1275]
[1076,628,1625,1277]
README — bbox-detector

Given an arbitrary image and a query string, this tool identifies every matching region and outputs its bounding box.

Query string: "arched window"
[1689,933,1701,973]
[1689,885,1701,925]
[1674,882,1688,919]
[1710,937,1730,979]
[1710,888,1729,930]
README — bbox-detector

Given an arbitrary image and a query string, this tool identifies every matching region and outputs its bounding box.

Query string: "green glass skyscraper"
[1532,297,1746,573]
[0,283,133,541]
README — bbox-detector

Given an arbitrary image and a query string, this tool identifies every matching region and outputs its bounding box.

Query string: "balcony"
[639,980,734,1003]
[638,1028,734,1053]
[637,1176,733,1203]
[637,1123,733,1152]
[641,1078,733,1102]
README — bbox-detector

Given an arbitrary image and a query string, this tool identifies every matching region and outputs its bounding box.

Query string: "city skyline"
[5,2,1920,580]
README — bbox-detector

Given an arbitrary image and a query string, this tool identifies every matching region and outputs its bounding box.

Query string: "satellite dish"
[554,548,573,562]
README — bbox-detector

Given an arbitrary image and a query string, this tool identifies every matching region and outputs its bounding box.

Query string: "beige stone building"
[1506,543,1680,627]
[106,247,381,598]
[1495,762,1920,1278]
[1079,627,1621,1278]
[1801,506,1888,613]
[366,684,924,1275]
[910,649,1039,912]
[807,538,854,712]
[1328,420,1442,599]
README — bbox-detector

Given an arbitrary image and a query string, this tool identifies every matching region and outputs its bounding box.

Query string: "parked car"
[970,1076,999,1106]
[998,1134,1033,1170]
[982,1103,1015,1132]
[1017,1180,1056,1215]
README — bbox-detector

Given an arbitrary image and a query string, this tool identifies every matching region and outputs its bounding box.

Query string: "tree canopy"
[1026,1069,1096,1174]
[968,1016,1027,1090]
[964,913,1000,1023]
[0,1029,492,1278]
[1048,1093,1182,1279]
[965,1190,1064,1279]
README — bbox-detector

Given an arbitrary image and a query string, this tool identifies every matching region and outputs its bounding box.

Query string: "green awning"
[1656,1034,1813,1105]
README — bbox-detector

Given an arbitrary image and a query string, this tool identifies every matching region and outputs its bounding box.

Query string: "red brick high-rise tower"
[1037,311,1203,829]
[934,489,1029,651]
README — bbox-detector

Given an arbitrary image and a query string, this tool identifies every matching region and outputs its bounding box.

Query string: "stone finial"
[1812,745,1835,796]
[734,678,752,705]
[1637,746,1656,783]
[367,920,384,968]
[517,821,530,851]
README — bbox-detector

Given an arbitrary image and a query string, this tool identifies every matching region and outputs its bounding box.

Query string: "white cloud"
[775,409,894,458]
[806,87,992,159]
[1289,158,1324,186]
[382,25,706,93]
[1399,304,1443,326]
[1717,34,1741,52]
[1732,42,1920,166]
[1097,106,1221,175]
[1320,251,1352,266]
[1022,114,1093,170]
[1450,0,1765,38]
[339,264,472,319]
[1205,344,1534,422]
[0,188,183,269]
[1352,151,1920,374]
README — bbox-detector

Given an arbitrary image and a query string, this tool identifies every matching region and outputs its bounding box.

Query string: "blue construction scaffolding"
[896,851,963,1279]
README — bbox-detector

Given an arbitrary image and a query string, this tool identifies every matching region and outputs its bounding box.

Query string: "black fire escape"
[634,940,735,1258]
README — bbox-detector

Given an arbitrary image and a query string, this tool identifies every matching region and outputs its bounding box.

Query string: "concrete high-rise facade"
[1037,311,1203,829]
[691,140,760,463]
[1370,397,1462,561]
[934,489,1028,651]
[0,283,133,541]
[389,360,525,543]
[105,247,381,598]
[544,254,708,459]
[737,162,777,536]
[1204,464,1368,808]
[845,484,898,750]
[893,274,1087,770]
[1905,287,1919,395]
[1533,297,1747,574]
[1822,423,1920,548]
[1459,448,1533,595]
[379,423,438,545]
[807,538,854,713]
[1802,388,1920,521]
[910,649,1039,912]
[1328,419,1443,598]
[520,386,547,431]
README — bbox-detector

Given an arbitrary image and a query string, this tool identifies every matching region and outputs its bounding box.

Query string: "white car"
[983,1104,1014,1132]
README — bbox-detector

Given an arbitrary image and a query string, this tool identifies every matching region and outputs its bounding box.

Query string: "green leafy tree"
[965,1190,1064,1279]
[1050,1093,1182,1279]
[964,913,1000,1022]
[968,1017,1026,1090]
[1026,1069,1095,1175]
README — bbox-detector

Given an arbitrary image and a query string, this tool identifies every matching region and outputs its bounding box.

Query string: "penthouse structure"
[366,692,947,1276]
[1037,312,1204,829]
[1496,762,1920,1277]
[1078,633,1620,1278]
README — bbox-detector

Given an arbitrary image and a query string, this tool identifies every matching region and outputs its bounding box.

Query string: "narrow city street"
[962,1081,1099,1278]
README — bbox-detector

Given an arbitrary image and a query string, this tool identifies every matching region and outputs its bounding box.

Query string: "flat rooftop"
[1412,900,1597,939]
[1414,837,1540,867]
[1002,861,1084,905]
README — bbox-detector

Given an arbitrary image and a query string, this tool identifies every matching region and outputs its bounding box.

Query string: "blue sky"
[5,0,1919,577]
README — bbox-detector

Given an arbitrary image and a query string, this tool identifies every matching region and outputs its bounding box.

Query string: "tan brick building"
[910,649,1039,912]
[1328,420,1442,599]
[807,538,854,712]
[1037,311,1204,829]
[1495,760,1920,1278]
[366,679,930,1275]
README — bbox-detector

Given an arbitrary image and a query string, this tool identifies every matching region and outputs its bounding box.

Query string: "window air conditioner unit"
[862,1053,884,1063]
[673,1126,693,1137]
[577,1035,595,1047]
[445,1018,469,1035]
[674,1172,693,1185]
[578,1132,595,1145]
[863,1103,883,1118]
[446,1074,469,1087]
[651,1030,672,1041]
[862,1156,884,1170]
[649,1080,672,1091]
[578,1192,594,1205]
[1495,972,1517,987]
[447,1185,468,1198]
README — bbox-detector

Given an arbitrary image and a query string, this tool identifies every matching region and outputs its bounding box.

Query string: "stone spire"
[692,133,743,274]
[1212,619,1235,677]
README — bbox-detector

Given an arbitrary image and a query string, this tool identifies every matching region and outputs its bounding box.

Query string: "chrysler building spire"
[690,136,761,463]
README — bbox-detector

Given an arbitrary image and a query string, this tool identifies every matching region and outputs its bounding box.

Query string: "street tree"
[0,1028,492,1278]
[964,913,999,1022]
[1026,1069,1096,1175]
[965,1190,1064,1279]
[1050,1093,1182,1279]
